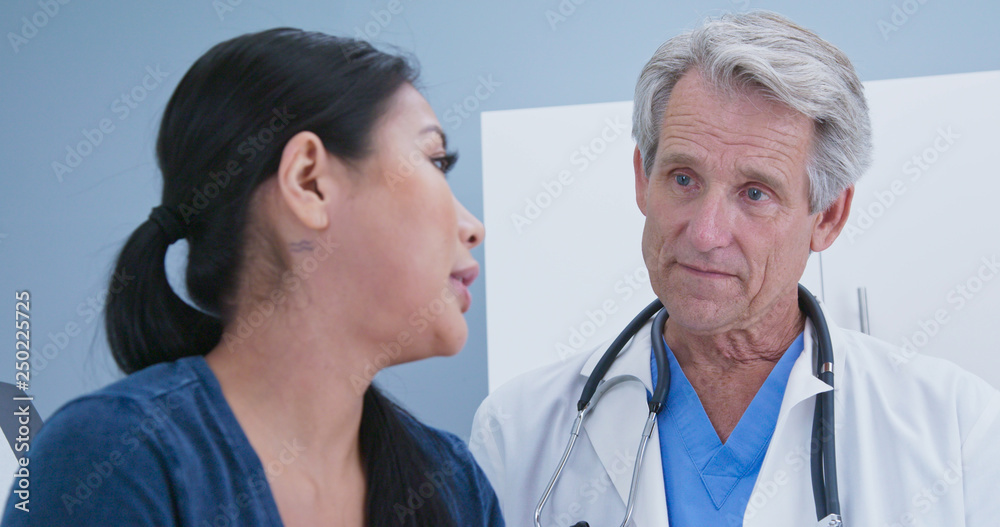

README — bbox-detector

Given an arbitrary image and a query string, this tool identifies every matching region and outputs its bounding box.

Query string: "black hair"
[104,28,457,526]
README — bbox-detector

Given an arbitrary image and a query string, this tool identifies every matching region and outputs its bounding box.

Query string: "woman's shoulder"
[4,356,287,525]
[38,356,207,443]
[88,354,205,400]
[0,364,199,524]
[32,357,211,453]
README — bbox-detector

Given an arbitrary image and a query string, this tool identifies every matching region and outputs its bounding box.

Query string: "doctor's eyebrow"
[657,151,788,194]
[738,168,787,196]
[654,151,700,172]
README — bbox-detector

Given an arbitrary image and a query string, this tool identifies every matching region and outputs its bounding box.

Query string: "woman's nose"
[455,196,485,249]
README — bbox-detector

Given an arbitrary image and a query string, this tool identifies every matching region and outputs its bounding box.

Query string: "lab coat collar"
[577,314,843,412]
[778,316,847,432]
[575,307,845,526]
[579,317,655,390]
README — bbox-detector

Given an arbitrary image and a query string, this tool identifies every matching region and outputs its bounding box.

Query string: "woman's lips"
[449,265,479,313]
[449,276,471,312]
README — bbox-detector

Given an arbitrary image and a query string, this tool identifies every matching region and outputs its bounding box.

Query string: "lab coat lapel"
[747,317,846,526]
[775,319,836,430]
[578,319,670,526]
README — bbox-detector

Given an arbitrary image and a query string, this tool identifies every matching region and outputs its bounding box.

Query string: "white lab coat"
[470,316,1000,526]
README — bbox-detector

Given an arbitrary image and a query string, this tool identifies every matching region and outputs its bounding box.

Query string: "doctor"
[470,11,1000,527]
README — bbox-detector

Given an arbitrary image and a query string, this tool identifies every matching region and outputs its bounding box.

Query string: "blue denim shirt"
[2,356,504,526]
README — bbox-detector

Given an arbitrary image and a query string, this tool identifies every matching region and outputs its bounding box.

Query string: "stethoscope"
[535,284,842,527]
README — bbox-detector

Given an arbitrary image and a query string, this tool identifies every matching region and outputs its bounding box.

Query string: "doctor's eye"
[745,187,770,201]
[674,174,692,186]
[432,151,458,175]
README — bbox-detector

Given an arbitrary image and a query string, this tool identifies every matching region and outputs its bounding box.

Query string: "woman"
[2,28,501,526]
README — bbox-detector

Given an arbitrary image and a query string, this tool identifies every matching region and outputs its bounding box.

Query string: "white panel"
[481,102,653,391]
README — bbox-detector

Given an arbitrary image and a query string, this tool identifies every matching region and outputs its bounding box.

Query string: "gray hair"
[632,11,872,213]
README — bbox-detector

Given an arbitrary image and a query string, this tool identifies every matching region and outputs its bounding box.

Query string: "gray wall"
[2,0,998,439]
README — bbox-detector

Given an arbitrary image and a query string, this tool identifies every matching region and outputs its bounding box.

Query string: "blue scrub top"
[650,332,804,526]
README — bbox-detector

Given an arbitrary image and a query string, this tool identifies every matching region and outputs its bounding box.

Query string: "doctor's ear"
[634,146,648,216]
[810,185,854,252]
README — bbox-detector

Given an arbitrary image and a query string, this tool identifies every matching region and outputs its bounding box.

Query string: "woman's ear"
[275,131,343,231]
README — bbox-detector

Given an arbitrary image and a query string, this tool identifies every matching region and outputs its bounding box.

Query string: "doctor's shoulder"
[473,341,598,430]
[833,327,1000,517]
[835,326,998,399]
[834,326,1000,438]
[468,344,598,511]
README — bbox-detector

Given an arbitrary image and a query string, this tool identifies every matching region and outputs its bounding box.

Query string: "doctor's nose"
[685,192,733,253]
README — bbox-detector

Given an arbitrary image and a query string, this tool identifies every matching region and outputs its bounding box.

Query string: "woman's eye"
[432,151,458,174]
[674,174,691,186]
[746,187,770,201]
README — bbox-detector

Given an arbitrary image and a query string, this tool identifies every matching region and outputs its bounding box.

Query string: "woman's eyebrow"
[420,124,447,150]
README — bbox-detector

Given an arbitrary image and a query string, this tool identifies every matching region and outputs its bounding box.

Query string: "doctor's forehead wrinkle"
[736,167,789,197]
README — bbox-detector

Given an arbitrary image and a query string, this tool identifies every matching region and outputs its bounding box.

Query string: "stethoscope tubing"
[799,285,841,521]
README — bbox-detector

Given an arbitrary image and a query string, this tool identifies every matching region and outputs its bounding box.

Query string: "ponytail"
[104,208,222,374]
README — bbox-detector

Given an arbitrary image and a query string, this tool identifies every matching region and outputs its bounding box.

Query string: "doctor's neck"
[663,293,806,374]
[661,292,806,442]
